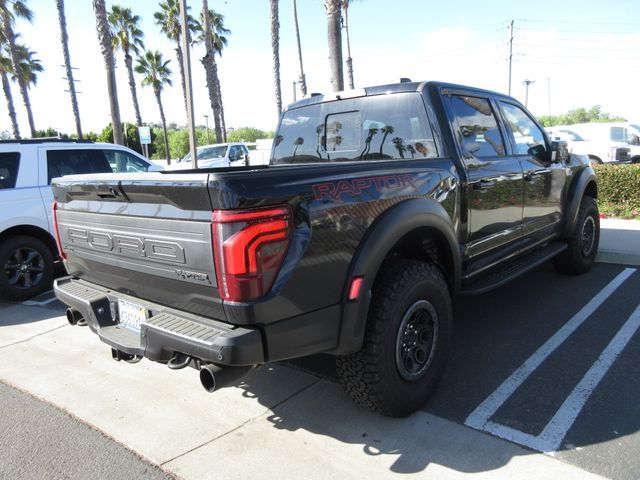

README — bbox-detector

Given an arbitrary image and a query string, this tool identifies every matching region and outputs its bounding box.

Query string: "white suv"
[0,140,162,301]
[169,142,250,169]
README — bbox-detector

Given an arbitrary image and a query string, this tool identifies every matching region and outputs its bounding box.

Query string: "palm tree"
[93,0,124,145]
[135,50,172,163]
[292,0,306,97]
[324,0,343,92]
[343,0,354,89]
[154,0,198,121]
[0,43,19,138]
[108,4,144,127]
[56,0,82,138]
[12,44,42,89]
[200,1,229,143]
[379,125,394,155]
[269,0,282,118]
[0,0,37,136]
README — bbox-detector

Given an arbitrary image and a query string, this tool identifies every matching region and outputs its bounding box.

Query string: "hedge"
[594,164,640,219]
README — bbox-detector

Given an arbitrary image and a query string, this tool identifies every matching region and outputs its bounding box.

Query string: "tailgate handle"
[97,186,120,199]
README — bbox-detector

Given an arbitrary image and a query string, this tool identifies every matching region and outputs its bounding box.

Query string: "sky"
[2,0,639,137]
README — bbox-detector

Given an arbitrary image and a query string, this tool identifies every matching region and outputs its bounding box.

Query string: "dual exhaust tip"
[199,364,253,393]
[66,308,84,326]
[69,307,252,393]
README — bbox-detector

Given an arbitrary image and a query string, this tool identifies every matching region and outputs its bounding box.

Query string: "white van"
[546,125,632,167]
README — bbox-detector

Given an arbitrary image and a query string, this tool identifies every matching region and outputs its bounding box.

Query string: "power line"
[516,18,640,26]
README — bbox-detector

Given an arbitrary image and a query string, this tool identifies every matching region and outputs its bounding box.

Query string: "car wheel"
[0,235,54,301]
[336,260,452,417]
[553,195,600,275]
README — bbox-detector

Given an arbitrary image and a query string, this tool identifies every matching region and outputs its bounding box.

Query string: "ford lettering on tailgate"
[66,227,186,264]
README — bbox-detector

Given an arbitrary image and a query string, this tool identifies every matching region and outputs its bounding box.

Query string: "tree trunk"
[174,43,189,122]
[325,0,343,92]
[1,71,20,139]
[93,0,123,145]
[216,74,227,142]
[270,0,282,118]
[292,0,307,97]
[1,13,36,136]
[125,51,142,126]
[343,0,354,89]
[155,89,170,163]
[57,0,82,138]
[201,0,222,143]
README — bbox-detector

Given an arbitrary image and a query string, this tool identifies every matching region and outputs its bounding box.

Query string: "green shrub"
[595,164,640,219]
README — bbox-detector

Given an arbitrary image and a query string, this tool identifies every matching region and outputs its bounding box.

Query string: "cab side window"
[499,102,548,161]
[0,152,20,189]
[448,95,505,159]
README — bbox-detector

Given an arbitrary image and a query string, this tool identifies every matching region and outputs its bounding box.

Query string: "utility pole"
[179,0,198,168]
[523,79,535,107]
[292,81,297,102]
[547,77,551,115]
[508,19,514,96]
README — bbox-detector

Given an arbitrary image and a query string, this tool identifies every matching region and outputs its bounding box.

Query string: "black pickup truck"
[53,80,599,417]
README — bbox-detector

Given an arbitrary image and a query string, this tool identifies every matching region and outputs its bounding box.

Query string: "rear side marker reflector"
[212,206,292,302]
[348,276,364,301]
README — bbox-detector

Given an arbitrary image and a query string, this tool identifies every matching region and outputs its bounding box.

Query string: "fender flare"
[332,198,461,355]
[562,167,597,238]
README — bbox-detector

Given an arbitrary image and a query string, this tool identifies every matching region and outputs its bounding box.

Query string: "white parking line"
[465,267,637,449]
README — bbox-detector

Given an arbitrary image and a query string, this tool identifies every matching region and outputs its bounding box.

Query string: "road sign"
[138,126,151,145]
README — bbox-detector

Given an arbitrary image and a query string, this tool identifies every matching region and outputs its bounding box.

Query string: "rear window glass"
[0,152,20,189]
[47,149,113,184]
[272,93,438,164]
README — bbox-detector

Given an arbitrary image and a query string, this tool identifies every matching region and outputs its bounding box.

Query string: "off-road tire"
[0,235,54,301]
[554,195,599,275]
[336,260,452,417]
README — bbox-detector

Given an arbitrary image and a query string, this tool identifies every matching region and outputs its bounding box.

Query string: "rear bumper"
[54,277,264,366]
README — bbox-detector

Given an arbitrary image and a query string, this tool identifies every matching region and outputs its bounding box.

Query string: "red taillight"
[52,201,67,260]
[212,206,292,302]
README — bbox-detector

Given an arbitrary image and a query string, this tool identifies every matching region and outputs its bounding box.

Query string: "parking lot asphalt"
[1,219,639,479]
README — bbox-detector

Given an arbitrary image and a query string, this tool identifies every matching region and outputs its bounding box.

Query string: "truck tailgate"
[53,172,225,320]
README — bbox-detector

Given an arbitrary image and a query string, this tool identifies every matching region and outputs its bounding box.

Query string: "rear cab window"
[272,92,439,164]
[0,152,20,189]
[102,149,151,172]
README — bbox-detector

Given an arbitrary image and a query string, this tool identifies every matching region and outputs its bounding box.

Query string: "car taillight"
[212,206,292,302]
[52,201,67,260]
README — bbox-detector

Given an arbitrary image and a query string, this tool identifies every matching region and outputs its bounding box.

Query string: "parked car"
[546,125,631,167]
[53,80,598,417]
[170,142,250,169]
[0,139,161,301]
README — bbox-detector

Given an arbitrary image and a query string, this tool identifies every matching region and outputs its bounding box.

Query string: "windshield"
[558,129,585,142]
[199,146,227,159]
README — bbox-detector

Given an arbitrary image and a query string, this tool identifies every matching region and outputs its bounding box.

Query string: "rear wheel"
[554,195,599,275]
[336,260,452,417]
[0,235,54,301]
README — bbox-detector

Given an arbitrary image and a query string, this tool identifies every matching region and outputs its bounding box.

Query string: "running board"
[460,242,568,295]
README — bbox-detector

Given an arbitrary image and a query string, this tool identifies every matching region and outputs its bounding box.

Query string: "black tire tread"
[554,195,599,275]
[336,260,450,417]
[0,235,54,301]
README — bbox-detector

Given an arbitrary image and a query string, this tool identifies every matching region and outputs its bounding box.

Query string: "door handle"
[472,179,496,190]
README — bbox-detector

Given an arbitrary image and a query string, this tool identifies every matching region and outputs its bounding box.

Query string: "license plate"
[117,299,146,332]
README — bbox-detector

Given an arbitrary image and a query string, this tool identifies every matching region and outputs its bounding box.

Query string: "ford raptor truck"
[53,81,599,417]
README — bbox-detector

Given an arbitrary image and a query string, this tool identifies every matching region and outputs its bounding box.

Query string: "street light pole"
[523,79,535,107]
[204,115,210,143]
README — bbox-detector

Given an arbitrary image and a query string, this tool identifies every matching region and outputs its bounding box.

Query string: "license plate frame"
[117,299,146,332]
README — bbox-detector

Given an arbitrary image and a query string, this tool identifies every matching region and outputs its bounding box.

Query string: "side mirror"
[551,140,569,163]
[630,134,640,146]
